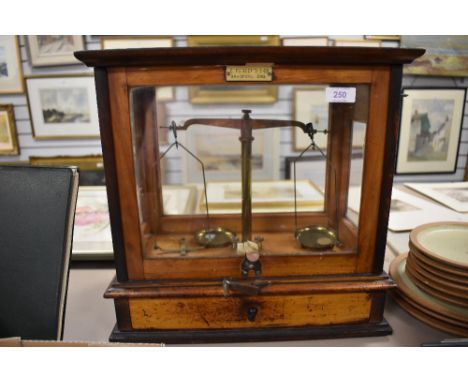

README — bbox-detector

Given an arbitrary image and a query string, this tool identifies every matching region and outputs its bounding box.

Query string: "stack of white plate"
[389,222,468,336]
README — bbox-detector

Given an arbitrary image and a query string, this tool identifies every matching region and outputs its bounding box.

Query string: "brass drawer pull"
[246,307,258,322]
[223,278,271,297]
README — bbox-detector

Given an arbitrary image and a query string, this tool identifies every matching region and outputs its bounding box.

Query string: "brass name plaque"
[225,66,273,82]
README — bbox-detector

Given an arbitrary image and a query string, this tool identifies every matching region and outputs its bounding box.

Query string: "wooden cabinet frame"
[77,47,424,343]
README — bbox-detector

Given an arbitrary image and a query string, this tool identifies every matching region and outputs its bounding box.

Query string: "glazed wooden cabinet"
[76,46,424,343]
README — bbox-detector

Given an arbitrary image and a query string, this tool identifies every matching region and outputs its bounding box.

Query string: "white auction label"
[325,87,356,103]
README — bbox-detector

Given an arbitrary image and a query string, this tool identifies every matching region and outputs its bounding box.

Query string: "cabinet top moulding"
[74,46,425,68]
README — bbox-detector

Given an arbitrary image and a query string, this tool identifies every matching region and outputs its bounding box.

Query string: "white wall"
[0,35,466,184]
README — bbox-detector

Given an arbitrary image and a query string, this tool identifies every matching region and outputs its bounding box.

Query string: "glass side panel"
[130,83,369,259]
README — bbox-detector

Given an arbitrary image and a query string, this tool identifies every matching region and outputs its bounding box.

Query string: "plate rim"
[410,222,468,270]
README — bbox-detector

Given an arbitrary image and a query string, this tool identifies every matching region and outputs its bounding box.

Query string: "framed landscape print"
[72,186,113,259]
[405,182,468,213]
[0,104,19,155]
[29,155,105,185]
[0,36,24,94]
[281,36,329,46]
[100,35,174,49]
[187,35,279,104]
[26,35,85,67]
[101,36,175,103]
[396,88,466,174]
[348,186,466,231]
[196,180,324,214]
[333,39,381,47]
[180,124,279,182]
[26,75,100,139]
[293,87,366,151]
[401,36,468,77]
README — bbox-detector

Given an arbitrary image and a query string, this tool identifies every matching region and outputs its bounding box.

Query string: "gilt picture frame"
[405,182,468,213]
[0,104,19,155]
[401,35,468,77]
[101,36,175,103]
[180,124,280,183]
[29,155,105,185]
[26,75,100,139]
[0,36,24,94]
[187,35,279,104]
[26,35,85,67]
[72,186,113,260]
[292,87,367,151]
[396,88,466,174]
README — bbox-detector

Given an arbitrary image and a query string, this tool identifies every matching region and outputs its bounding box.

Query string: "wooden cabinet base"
[108,320,392,344]
[105,274,395,343]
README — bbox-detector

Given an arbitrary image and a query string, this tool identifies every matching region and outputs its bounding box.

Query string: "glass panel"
[129,82,369,259]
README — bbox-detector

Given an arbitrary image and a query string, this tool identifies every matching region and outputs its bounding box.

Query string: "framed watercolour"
[26,36,85,67]
[187,35,280,47]
[29,155,105,185]
[285,153,364,189]
[348,187,466,232]
[401,36,468,77]
[162,185,197,215]
[196,180,324,214]
[281,36,329,46]
[405,182,468,213]
[187,35,279,104]
[26,75,100,139]
[72,186,113,259]
[180,124,279,182]
[101,36,175,103]
[0,104,19,155]
[101,36,174,49]
[396,88,466,174]
[293,87,366,151]
[333,39,381,47]
[0,36,24,94]
[365,35,401,41]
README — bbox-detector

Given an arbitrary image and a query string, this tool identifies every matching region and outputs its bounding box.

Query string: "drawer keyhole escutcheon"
[247,306,258,322]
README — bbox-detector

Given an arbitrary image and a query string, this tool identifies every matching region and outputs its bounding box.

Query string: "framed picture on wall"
[187,35,279,104]
[72,186,113,260]
[0,36,24,94]
[401,36,468,77]
[100,35,174,49]
[281,36,329,46]
[29,155,105,185]
[26,36,85,67]
[0,104,19,155]
[26,75,100,139]
[101,36,175,107]
[396,88,466,174]
[292,87,367,151]
[180,123,280,183]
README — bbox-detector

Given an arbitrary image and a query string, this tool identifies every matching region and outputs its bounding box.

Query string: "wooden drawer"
[128,292,372,330]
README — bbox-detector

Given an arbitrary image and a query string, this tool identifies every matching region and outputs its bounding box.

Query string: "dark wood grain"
[372,65,404,273]
[75,46,424,68]
[108,319,392,344]
[94,68,128,282]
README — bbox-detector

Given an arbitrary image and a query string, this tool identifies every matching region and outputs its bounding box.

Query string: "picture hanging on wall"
[180,123,280,183]
[26,75,100,139]
[26,35,85,67]
[0,36,24,94]
[401,36,468,77]
[187,35,279,104]
[396,88,466,174]
[101,36,175,107]
[0,104,19,155]
[292,87,366,151]
[281,36,329,46]
[29,155,105,185]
